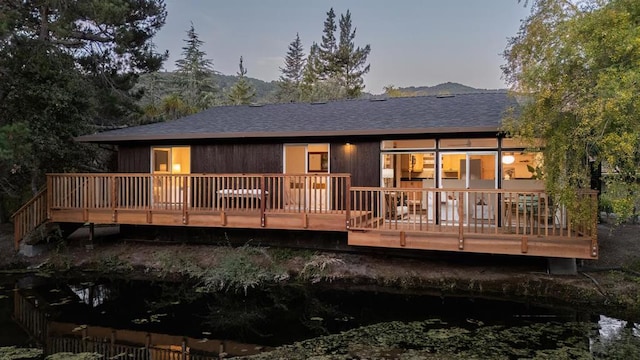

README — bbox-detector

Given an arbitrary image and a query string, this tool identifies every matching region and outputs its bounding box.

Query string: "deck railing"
[11,188,48,250]
[47,173,351,216]
[350,187,598,240]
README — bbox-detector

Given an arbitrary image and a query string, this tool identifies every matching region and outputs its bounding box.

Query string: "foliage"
[174,23,217,110]
[227,56,256,105]
[299,8,371,100]
[152,244,289,294]
[0,39,97,220]
[334,10,372,98]
[277,33,306,102]
[300,254,345,283]
[46,353,102,360]
[247,320,610,360]
[0,0,167,220]
[1,0,167,126]
[502,0,640,222]
[318,8,338,80]
[0,346,42,360]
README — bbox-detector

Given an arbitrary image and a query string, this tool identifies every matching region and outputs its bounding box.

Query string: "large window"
[152,146,191,174]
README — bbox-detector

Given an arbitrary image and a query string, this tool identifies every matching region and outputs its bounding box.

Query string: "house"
[12,93,598,259]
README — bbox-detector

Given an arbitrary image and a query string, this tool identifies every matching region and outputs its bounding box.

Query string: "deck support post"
[399,231,406,247]
[220,212,227,226]
[521,236,528,253]
[86,223,95,250]
[547,258,577,275]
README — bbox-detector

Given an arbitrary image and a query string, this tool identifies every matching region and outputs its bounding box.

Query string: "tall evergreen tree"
[227,56,256,105]
[174,24,217,111]
[318,8,338,80]
[300,42,321,101]
[278,33,306,102]
[0,0,167,219]
[0,0,168,127]
[335,10,371,98]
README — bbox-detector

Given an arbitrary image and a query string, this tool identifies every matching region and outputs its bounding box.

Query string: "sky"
[153,0,532,94]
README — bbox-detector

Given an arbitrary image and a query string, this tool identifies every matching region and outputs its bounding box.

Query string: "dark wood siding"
[118,145,150,173]
[191,143,283,173]
[330,141,380,187]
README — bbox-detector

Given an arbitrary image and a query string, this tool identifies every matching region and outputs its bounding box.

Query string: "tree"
[502,0,640,222]
[0,0,167,219]
[277,33,306,102]
[383,85,406,97]
[227,56,256,105]
[318,8,338,80]
[334,10,371,98]
[0,38,97,220]
[174,24,217,110]
[0,0,168,126]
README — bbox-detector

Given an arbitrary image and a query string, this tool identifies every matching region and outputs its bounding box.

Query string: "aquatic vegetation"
[46,353,102,360]
[0,347,42,360]
[241,319,638,359]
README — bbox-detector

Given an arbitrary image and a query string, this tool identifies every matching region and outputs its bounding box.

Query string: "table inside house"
[217,189,268,209]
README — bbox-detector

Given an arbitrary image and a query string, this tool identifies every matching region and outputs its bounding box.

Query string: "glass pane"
[382,154,395,187]
[381,139,435,150]
[501,151,543,180]
[502,137,544,149]
[172,147,191,174]
[439,138,497,149]
[153,149,169,173]
[468,154,495,189]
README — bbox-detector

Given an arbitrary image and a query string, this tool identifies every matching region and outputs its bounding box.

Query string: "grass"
[149,243,349,293]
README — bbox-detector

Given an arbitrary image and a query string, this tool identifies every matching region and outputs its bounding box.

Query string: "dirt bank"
[1,222,639,319]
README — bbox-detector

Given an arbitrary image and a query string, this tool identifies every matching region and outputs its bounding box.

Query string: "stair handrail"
[11,187,48,250]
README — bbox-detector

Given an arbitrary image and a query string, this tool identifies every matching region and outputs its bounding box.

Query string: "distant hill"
[395,82,506,96]
[137,72,501,106]
[136,71,279,105]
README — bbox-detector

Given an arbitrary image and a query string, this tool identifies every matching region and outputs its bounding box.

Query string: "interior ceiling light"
[502,155,515,165]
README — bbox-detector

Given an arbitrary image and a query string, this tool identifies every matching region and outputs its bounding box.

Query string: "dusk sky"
[153,1,531,94]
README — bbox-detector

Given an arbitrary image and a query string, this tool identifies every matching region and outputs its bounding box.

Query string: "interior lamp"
[502,154,515,165]
[382,168,394,187]
[172,163,181,173]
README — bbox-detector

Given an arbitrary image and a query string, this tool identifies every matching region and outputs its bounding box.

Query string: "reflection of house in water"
[12,286,271,359]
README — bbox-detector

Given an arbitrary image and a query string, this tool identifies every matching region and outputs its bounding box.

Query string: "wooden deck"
[12,173,598,259]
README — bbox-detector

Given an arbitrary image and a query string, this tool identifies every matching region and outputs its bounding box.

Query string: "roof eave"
[75,126,501,144]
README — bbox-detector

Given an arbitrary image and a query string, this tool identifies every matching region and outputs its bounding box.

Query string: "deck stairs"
[11,188,81,251]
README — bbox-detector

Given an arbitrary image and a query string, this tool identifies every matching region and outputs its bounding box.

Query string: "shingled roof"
[76,92,517,143]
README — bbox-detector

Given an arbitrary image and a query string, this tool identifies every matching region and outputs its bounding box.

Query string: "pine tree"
[300,43,321,101]
[277,33,306,102]
[227,56,256,105]
[335,10,371,98]
[318,8,337,80]
[174,24,216,110]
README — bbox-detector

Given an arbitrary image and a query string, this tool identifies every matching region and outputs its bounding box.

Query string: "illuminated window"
[152,146,190,174]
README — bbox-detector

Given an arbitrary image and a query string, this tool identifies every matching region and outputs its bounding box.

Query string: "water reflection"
[0,277,639,359]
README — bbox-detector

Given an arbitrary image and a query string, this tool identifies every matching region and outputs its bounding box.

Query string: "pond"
[1,276,639,359]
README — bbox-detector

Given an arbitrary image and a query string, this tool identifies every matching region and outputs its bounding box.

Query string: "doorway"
[283,144,330,211]
[439,152,497,222]
[151,146,191,207]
